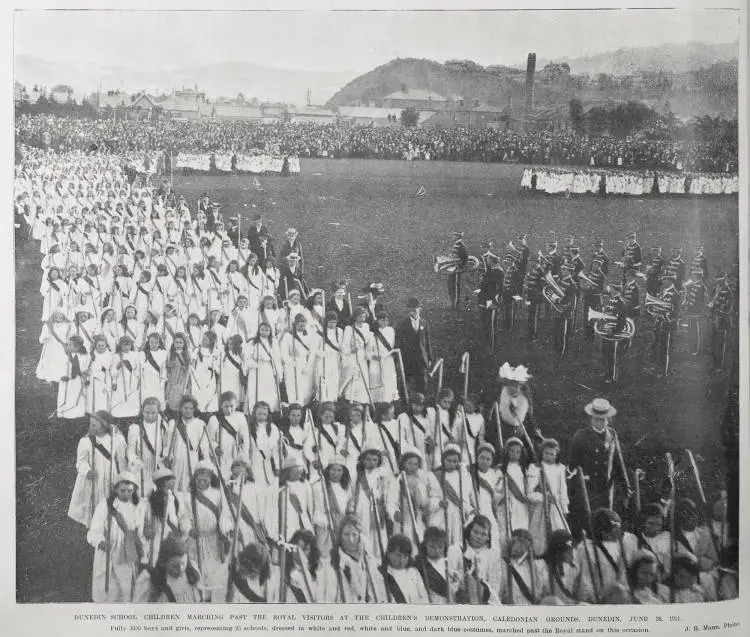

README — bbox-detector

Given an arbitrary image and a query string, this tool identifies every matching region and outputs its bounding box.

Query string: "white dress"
[280,330,318,405]
[243,338,283,413]
[68,432,128,527]
[367,327,399,403]
[87,497,142,602]
[340,323,371,403]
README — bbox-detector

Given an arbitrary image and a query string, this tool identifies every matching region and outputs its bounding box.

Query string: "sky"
[14,8,740,74]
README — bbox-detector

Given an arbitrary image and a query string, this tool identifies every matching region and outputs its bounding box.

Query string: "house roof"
[384,89,446,102]
[339,106,401,119]
[292,107,336,117]
[99,92,130,108]
[160,96,200,113]
[213,104,264,119]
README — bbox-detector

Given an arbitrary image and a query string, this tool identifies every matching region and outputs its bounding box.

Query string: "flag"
[415,185,426,197]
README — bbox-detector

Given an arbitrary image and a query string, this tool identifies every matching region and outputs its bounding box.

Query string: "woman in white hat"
[278,453,314,542]
[86,472,142,602]
[426,443,477,547]
[495,363,536,449]
[185,460,232,599]
[279,313,319,407]
[385,445,428,553]
[340,307,372,405]
[312,454,352,559]
[68,411,128,528]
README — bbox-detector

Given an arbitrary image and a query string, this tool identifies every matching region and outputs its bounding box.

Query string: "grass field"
[15,158,739,602]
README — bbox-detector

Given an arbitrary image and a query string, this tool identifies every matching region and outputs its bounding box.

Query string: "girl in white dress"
[86,335,113,415]
[529,438,569,556]
[140,332,167,405]
[472,442,502,547]
[206,391,251,480]
[248,402,282,490]
[40,267,69,323]
[226,542,279,603]
[385,447,428,553]
[258,295,281,341]
[315,311,343,403]
[330,515,386,603]
[192,331,221,415]
[127,397,169,497]
[312,455,352,560]
[340,307,372,404]
[109,336,142,426]
[68,412,128,528]
[383,535,430,603]
[36,309,72,382]
[184,461,233,600]
[368,312,399,403]
[244,322,283,414]
[55,334,90,422]
[135,536,205,603]
[496,437,539,545]
[163,396,212,492]
[280,314,318,406]
[97,308,120,353]
[397,392,433,461]
[87,472,143,602]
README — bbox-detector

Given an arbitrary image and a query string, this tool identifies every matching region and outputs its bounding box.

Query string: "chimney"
[401,83,407,94]
[524,53,536,116]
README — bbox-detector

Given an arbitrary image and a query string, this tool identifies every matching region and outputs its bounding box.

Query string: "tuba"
[434,254,481,274]
[542,271,566,313]
[588,308,636,341]
[645,293,673,320]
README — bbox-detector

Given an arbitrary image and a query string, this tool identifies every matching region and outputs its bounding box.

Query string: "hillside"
[14,55,356,105]
[326,54,738,119]
[549,41,738,76]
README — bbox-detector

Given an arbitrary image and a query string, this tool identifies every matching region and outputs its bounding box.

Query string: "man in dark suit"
[395,297,432,395]
[247,214,267,255]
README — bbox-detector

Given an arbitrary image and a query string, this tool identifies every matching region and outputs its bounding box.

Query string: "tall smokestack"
[524,53,536,115]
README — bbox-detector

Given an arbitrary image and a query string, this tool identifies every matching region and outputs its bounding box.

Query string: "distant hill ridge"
[327,42,738,120]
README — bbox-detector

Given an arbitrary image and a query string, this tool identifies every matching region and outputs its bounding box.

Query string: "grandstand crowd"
[16,114,738,174]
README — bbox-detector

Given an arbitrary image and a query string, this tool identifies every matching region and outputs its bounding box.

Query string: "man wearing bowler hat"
[567,398,630,540]
[395,297,432,395]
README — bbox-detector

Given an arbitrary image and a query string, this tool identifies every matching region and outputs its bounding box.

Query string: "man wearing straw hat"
[567,398,629,540]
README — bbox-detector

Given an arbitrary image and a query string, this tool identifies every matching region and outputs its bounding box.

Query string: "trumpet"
[542,271,567,313]
[577,271,600,291]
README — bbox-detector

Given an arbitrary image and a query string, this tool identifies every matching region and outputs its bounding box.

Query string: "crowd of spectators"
[15,114,738,173]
